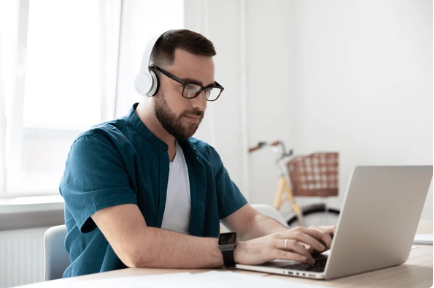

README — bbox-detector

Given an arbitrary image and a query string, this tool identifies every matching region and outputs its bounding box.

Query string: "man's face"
[154,48,215,140]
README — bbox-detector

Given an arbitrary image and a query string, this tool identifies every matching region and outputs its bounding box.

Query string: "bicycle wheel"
[287,204,340,228]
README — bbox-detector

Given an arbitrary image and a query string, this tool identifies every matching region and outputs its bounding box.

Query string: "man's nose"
[191,90,207,111]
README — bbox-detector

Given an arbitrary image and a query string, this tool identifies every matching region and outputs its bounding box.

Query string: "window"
[0,0,184,197]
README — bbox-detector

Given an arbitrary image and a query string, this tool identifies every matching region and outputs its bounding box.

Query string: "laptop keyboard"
[280,257,328,272]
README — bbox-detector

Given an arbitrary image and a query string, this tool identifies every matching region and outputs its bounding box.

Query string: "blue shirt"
[59,103,247,277]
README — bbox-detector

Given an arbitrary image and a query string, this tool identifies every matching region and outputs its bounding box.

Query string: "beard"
[154,92,204,140]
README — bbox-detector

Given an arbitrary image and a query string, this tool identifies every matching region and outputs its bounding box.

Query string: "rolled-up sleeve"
[60,134,137,233]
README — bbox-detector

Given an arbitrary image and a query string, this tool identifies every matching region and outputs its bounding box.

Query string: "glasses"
[150,65,224,101]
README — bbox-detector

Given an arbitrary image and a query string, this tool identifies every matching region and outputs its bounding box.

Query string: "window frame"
[6,0,30,197]
[1,0,122,198]
[0,37,5,197]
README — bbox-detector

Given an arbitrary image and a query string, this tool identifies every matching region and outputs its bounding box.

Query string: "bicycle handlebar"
[248,141,294,160]
[248,146,261,153]
[248,142,266,153]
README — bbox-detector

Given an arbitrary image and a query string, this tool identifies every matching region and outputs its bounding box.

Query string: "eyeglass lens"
[183,83,221,101]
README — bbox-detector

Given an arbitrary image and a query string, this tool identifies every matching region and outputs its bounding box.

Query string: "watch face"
[218,233,236,245]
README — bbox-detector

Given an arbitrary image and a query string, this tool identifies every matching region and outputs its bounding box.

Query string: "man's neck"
[135,100,177,161]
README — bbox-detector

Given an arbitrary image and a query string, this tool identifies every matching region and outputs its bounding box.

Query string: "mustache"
[182,109,204,118]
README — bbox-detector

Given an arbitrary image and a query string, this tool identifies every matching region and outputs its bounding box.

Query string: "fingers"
[292,226,326,240]
[326,225,337,236]
[311,225,336,236]
[278,229,326,253]
[307,225,336,249]
[275,239,315,264]
[301,243,314,254]
[238,226,337,266]
[274,249,309,263]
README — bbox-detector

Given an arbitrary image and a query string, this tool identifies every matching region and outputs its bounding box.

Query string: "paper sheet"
[413,234,433,245]
[69,271,333,288]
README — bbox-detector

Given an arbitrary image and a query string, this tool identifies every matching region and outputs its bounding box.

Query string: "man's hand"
[233,225,336,266]
[302,225,336,255]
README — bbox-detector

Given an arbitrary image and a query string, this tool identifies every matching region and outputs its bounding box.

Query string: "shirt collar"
[127,102,168,151]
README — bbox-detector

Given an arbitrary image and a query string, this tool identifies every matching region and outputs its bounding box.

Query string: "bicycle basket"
[286,153,339,197]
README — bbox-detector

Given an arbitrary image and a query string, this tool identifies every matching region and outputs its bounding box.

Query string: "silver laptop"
[236,166,433,280]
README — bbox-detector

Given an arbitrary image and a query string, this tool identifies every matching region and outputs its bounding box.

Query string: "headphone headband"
[138,33,163,74]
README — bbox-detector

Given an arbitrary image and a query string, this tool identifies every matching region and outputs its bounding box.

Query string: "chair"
[251,204,288,227]
[43,225,70,281]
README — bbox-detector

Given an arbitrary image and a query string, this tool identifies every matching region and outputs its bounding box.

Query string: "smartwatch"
[218,232,237,268]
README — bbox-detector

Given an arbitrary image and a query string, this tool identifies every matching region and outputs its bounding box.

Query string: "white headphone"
[134,32,165,96]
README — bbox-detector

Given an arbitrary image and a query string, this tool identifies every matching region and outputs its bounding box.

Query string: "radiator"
[0,227,48,288]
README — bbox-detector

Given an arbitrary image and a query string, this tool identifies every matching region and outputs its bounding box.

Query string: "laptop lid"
[324,166,433,280]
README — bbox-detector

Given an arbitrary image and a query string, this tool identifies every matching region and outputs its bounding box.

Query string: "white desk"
[15,221,433,288]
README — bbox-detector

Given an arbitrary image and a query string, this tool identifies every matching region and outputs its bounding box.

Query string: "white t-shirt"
[161,141,191,234]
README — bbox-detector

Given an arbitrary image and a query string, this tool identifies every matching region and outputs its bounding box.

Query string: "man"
[60,29,335,278]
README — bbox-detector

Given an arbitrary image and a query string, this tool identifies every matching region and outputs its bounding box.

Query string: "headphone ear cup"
[134,72,152,95]
[147,70,160,96]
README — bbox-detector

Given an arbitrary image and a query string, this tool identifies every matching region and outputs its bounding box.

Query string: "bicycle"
[248,141,340,228]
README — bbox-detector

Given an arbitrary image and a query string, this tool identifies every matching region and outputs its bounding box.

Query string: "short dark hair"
[150,29,216,67]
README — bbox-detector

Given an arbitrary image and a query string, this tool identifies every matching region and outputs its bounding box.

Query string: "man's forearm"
[131,226,224,269]
[241,214,288,240]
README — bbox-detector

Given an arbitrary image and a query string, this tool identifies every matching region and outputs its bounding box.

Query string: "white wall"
[245,0,296,208]
[115,0,184,117]
[185,0,433,220]
[290,0,433,220]
[184,0,248,196]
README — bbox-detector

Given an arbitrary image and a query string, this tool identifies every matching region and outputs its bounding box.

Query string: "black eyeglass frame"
[150,64,224,101]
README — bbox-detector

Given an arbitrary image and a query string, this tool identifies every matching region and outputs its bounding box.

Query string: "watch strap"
[222,248,236,268]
